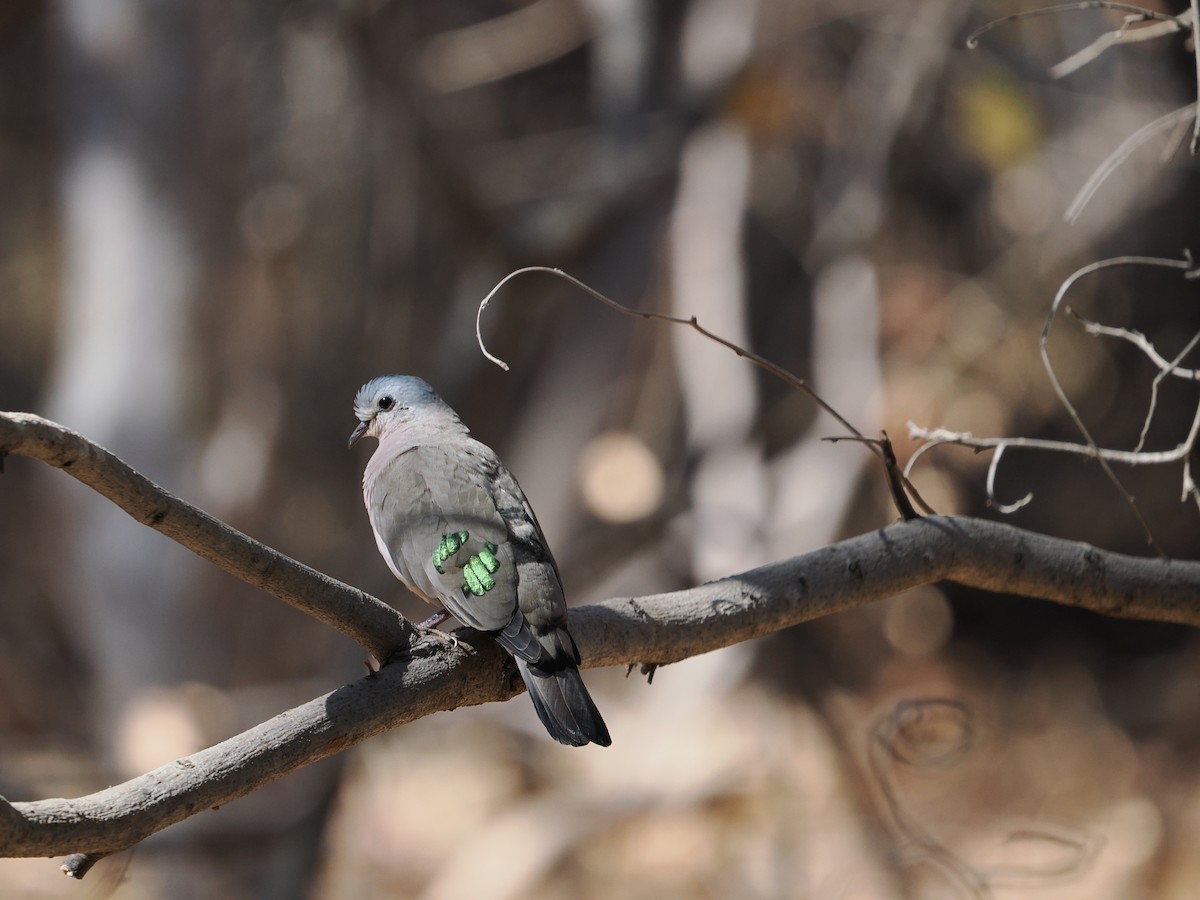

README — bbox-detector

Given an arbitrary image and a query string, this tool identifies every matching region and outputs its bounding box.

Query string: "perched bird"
[350,375,611,747]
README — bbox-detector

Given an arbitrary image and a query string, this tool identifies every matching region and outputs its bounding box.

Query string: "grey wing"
[490,463,578,663]
[368,444,528,638]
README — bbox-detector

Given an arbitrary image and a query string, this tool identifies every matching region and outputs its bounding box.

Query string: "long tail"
[516,658,611,747]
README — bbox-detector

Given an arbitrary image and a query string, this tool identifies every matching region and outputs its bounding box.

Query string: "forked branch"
[908,256,1200,535]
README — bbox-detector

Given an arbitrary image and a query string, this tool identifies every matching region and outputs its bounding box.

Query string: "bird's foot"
[415,609,460,650]
[427,628,459,650]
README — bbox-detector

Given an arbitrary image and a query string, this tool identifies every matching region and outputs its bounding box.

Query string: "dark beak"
[348,419,369,448]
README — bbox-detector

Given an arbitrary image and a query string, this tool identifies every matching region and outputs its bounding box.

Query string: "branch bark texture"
[0,412,413,661]
[2,411,1199,865]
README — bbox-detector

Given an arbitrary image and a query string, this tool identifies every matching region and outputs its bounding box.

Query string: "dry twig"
[967,3,1198,221]
[474,266,868,443]
[908,256,1200,535]
[966,2,1180,51]
[1049,9,1192,79]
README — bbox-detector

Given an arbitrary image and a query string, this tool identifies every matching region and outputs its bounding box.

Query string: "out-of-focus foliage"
[2,1,1200,897]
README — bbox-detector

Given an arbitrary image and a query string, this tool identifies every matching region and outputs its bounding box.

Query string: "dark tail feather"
[516,659,611,747]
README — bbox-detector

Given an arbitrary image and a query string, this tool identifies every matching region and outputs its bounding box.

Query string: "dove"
[350,375,611,747]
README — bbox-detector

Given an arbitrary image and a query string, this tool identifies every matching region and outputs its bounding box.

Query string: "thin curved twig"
[1065,104,1197,223]
[1069,309,1200,381]
[966,2,1179,50]
[1041,255,1198,550]
[1135,328,1200,453]
[907,420,1200,468]
[911,257,1200,535]
[474,266,870,446]
[476,267,940,520]
[1049,11,1192,79]
[969,4,1196,220]
[986,443,1034,514]
[1183,457,1200,509]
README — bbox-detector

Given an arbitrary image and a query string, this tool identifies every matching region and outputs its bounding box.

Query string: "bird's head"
[349,375,445,448]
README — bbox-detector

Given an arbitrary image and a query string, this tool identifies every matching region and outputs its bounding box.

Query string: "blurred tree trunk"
[48,0,199,757]
[43,4,332,898]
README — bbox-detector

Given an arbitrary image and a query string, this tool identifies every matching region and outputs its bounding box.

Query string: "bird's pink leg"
[419,609,452,629]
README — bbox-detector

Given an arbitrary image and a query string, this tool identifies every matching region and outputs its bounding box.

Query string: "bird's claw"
[415,608,460,648]
[414,622,460,653]
[624,662,659,684]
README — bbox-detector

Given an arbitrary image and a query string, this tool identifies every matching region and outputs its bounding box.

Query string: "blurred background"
[2,0,1200,897]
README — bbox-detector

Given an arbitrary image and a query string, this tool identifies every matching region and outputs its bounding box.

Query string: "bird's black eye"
[378,395,394,411]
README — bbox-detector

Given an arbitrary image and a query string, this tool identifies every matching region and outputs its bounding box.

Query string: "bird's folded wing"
[369,444,519,633]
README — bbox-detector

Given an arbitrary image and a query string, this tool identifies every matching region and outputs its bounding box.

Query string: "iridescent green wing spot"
[433,530,470,574]
[461,542,500,597]
[476,543,498,570]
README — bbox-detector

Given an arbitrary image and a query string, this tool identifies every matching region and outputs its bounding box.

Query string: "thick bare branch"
[0,411,414,662]
[3,515,1200,867]
[5,412,1200,868]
